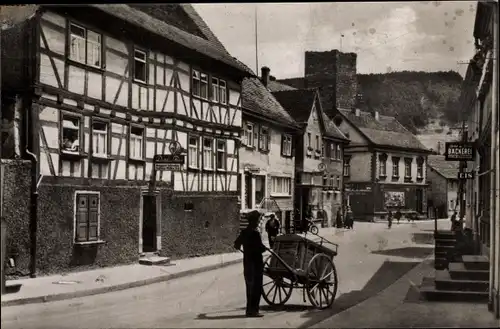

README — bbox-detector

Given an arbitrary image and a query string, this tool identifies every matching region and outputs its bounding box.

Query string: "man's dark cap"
[247,210,261,224]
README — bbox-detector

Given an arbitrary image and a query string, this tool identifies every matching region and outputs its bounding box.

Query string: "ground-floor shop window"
[75,192,100,243]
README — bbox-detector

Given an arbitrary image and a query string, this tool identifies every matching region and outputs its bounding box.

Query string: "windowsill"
[259,149,270,154]
[216,168,226,172]
[245,145,256,150]
[67,58,105,73]
[60,150,86,161]
[270,193,291,198]
[129,157,146,164]
[133,78,148,86]
[74,240,106,246]
[404,177,413,183]
[188,165,199,170]
[192,94,209,102]
[379,175,387,179]
[416,177,424,181]
[392,176,400,180]
[92,155,113,163]
[203,167,214,172]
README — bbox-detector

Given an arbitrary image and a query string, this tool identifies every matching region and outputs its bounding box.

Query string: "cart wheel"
[310,225,319,235]
[305,254,338,310]
[262,255,293,306]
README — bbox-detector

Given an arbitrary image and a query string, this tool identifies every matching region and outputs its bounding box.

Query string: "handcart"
[262,232,339,310]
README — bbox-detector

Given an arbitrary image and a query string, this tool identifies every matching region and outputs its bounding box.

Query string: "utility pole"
[254,5,258,74]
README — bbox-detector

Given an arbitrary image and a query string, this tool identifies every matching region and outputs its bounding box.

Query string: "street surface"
[1,220,446,328]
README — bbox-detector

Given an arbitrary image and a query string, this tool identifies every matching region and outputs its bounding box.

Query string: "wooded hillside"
[357,71,463,134]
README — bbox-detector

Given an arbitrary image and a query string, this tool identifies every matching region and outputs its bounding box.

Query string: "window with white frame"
[244,122,254,147]
[271,176,291,195]
[331,175,335,188]
[216,140,226,170]
[417,157,424,179]
[69,23,101,67]
[379,153,388,177]
[61,115,81,153]
[133,49,147,83]
[200,73,208,99]
[92,121,108,157]
[211,77,219,102]
[188,136,199,168]
[336,144,341,160]
[392,157,400,177]
[336,176,341,188]
[344,156,351,177]
[315,135,320,150]
[192,71,201,97]
[129,127,144,160]
[331,143,336,159]
[281,134,292,156]
[307,132,311,147]
[203,138,214,169]
[75,192,100,243]
[259,126,269,152]
[219,80,227,104]
[404,158,412,178]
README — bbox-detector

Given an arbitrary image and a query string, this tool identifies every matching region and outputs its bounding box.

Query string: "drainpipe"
[25,149,37,278]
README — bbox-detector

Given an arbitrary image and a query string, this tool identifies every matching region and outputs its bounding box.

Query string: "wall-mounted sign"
[317,163,326,171]
[458,171,474,179]
[445,142,474,161]
[154,154,185,171]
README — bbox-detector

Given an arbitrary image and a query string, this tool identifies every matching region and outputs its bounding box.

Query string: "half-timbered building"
[1,4,251,274]
[240,67,301,234]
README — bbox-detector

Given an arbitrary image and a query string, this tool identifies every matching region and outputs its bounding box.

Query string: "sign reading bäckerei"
[445,142,475,161]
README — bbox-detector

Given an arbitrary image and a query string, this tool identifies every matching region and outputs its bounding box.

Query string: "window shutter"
[266,132,270,151]
[76,194,89,242]
[241,122,247,146]
[280,135,285,156]
[88,194,99,241]
[253,125,258,148]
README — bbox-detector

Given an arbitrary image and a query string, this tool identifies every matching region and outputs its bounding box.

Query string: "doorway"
[416,188,423,213]
[142,194,158,253]
[245,174,252,209]
[254,175,265,207]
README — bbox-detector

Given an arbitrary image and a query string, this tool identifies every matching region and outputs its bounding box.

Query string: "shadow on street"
[371,247,434,259]
[195,261,422,327]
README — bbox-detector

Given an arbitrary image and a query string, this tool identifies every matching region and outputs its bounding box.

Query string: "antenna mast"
[255,5,259,73]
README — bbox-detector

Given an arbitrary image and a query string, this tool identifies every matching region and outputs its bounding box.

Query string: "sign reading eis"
[445,142,475,161]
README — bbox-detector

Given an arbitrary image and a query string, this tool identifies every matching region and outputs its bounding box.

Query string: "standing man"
[387,210,393,229]
[234,210,267,318]
[265,213,280,248]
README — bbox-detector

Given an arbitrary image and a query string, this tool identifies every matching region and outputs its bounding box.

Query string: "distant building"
[426,155,460,218]
[277,50,432,221]
[272,88,349,229]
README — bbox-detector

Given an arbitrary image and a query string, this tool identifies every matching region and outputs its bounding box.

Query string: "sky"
[193,1,478,79]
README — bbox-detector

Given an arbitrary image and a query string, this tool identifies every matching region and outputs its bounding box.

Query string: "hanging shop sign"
[445,142,475,161]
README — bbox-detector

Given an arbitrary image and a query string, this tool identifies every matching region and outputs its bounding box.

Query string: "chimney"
[261,66,270,87]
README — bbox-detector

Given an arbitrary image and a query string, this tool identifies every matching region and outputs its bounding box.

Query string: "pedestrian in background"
[335,208,343,228]
[234,210,267,318]
[344,206,353,229]
[388,210,393,229]
[395,209,402,224]
[265,213,280,248]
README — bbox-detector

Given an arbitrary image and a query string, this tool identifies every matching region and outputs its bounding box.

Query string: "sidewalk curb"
[1,257,243,307]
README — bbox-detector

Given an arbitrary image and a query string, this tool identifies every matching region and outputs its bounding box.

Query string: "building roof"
[241,78,299,128]
[272,89,348,141]
[267,79,297,92]
[338,108,430,152]
[427,155,459,179]
[90,5,253,75]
